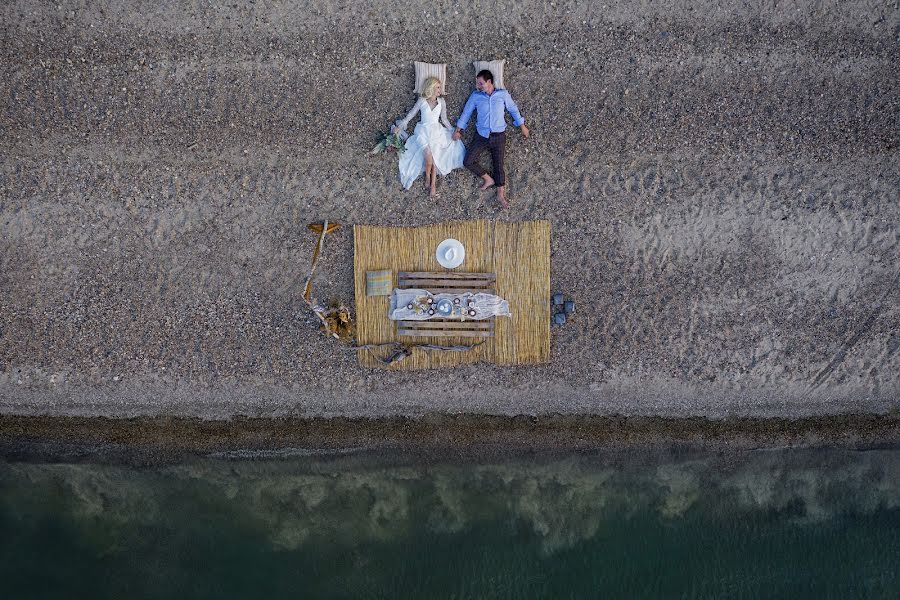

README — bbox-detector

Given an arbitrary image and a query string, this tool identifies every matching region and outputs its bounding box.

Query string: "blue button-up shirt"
[456,89,525,138]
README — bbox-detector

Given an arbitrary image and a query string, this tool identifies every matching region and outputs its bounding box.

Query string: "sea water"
[1,446,897,598]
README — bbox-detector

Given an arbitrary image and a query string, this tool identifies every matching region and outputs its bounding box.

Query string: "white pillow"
[473,59,506,89]
[414,62,447,94]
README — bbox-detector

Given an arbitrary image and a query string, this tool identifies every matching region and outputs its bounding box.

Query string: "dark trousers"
[463,132,507,187]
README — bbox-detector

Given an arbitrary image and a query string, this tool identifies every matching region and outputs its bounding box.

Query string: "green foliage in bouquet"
[371,131,407,155]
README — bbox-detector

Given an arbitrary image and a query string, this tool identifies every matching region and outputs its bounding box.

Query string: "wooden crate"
[396,271,497,338]
[397,271,496,293]
[396,320,495,338]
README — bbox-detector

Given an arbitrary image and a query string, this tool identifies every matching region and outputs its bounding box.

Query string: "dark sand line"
[1,413,897,465]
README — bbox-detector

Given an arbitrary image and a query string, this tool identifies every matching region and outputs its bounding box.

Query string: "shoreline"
[2,413,897,465]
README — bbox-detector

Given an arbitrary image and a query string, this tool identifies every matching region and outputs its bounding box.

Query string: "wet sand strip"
[1,413,897,465]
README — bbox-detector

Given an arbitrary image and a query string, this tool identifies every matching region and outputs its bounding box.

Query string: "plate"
[435,299,453,316]
[436,238,465,269]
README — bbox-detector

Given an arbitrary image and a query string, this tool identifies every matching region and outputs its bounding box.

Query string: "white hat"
[436,238,465,269]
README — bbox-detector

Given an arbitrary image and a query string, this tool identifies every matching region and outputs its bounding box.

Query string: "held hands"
[452,129,462,141]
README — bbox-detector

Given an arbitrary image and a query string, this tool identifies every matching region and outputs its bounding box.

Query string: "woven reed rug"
[353,220,550,370]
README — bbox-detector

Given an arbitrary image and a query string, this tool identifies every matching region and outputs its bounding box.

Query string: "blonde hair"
[420,76,442,98]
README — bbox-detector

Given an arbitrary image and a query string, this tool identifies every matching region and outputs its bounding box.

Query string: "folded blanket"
[366,270,392,296]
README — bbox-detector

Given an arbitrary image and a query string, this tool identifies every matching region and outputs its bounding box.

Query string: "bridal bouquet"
[371,130,407,155]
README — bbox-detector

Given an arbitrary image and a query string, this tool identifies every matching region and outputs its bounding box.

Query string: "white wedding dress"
[395,97,466,190]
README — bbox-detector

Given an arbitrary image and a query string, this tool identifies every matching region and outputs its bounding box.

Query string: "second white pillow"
[472,59,506,89]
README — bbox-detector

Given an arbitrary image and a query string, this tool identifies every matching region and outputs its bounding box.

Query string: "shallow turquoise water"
[1,447,898,599]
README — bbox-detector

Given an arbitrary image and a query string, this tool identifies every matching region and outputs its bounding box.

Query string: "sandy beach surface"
[1,0,898,421]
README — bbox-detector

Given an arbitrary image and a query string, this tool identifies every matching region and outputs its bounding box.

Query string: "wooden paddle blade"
[307,222,342,234]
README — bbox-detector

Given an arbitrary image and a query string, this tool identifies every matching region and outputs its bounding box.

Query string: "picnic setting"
[302,219,552,370]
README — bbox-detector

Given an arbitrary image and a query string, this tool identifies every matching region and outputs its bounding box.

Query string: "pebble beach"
[1,0,898,425]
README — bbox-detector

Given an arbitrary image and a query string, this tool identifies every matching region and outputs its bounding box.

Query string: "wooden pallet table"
[396,271,496,338]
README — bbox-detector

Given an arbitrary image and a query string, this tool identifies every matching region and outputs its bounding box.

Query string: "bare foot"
[430,185,438,198]
[497,186,509,209]
[479,175,495,191]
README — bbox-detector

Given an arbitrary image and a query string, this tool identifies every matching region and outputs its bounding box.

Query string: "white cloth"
[389,288,511,321]
[395,98,466,190]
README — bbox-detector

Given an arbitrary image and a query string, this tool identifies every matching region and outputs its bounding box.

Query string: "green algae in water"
[1,448,898,599]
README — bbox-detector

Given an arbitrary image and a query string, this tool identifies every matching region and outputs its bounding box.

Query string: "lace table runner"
[389,288,511,321]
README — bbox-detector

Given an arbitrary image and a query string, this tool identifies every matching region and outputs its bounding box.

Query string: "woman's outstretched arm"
[393,98,422,134]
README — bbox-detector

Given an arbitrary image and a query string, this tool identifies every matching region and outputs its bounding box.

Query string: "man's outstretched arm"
[453,94,477,139]
[504,92,529,137]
